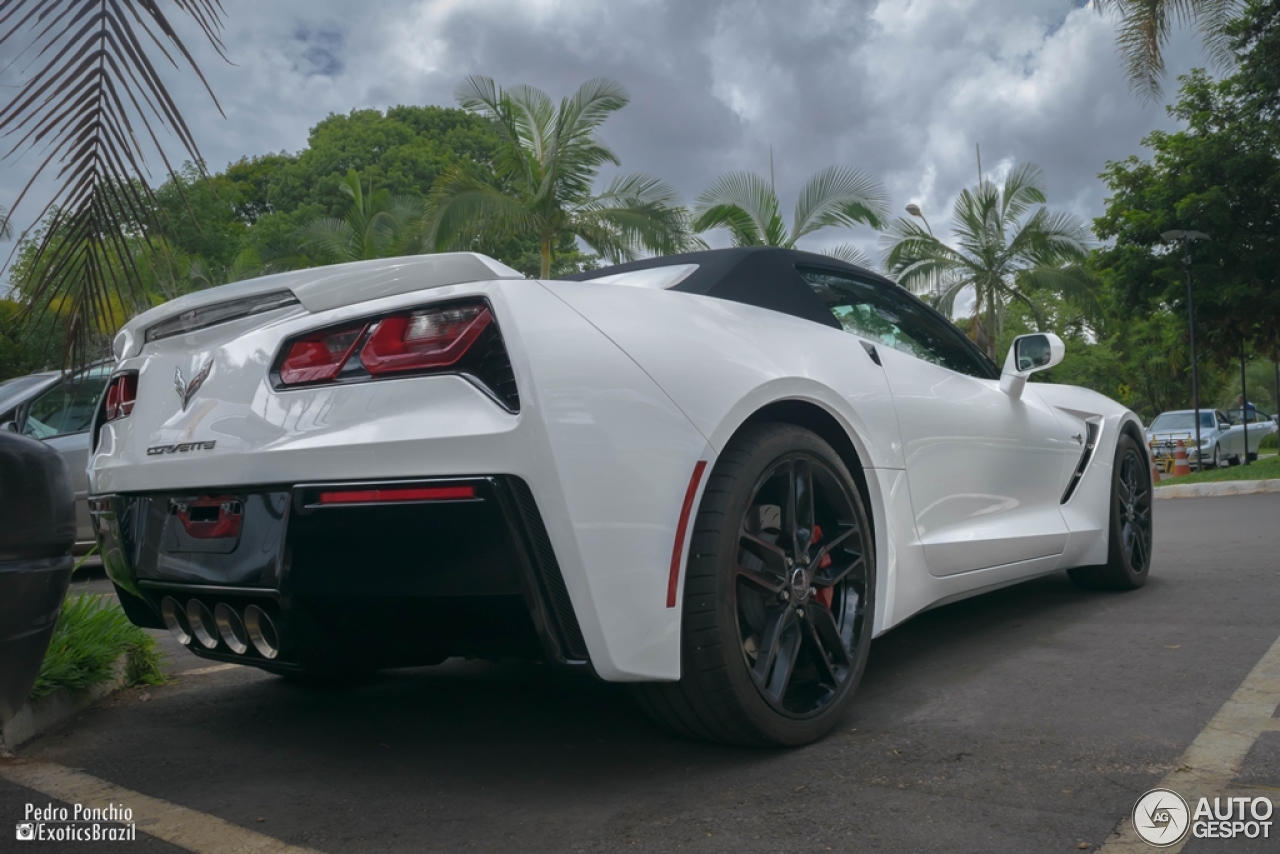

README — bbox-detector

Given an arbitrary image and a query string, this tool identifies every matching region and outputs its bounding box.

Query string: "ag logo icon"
[1133,788,1191,847]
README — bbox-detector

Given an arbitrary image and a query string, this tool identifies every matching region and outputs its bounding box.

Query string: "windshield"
[1150,412,1214,431]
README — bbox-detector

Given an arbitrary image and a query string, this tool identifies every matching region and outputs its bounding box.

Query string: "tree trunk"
[540,237,552,280]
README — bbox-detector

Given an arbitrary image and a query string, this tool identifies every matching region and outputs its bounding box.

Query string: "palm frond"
[693,172,784,246]
[426,164,539,252]
[791,165,889,241]
[822,243,873,268]
[999,162,1047,225]
[0,0,227,369]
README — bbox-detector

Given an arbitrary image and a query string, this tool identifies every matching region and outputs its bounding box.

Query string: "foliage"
[29,592,165,701]
[299,170,427,263]
[1095,0,1244,100]
[1093,67,1280,365]
[428,76,691,279]
[691,166,888,265]
[882,163,1093,360]
[0,0,227,370]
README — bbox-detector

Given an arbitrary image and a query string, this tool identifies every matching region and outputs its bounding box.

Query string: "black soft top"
[562,246,901,331]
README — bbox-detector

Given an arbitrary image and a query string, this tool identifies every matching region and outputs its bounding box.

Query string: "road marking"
[178,663,241,677]
[1099,630,1280,852]
[0,760,326,854]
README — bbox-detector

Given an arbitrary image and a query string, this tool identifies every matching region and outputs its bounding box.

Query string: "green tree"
[1093,68,1280,367]
[1096,0,1244,100]
[882,163,1093,360]
[298,169,427,264]
[691,167,888,266]
[427,76,690,279]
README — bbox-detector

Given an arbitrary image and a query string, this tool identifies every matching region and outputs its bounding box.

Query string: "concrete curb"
[0,656,128,752]
[1154,478,1280,500]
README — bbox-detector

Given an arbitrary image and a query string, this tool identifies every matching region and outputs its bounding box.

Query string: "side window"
[798,267,998,379]
[22,379,104,439]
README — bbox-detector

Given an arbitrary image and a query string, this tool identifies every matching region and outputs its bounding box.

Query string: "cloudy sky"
[2,0,1209,267]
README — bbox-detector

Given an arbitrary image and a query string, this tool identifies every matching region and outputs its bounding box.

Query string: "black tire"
[1068,433,1153,591]
[1211,444,1221,468]
[635,423,875,747]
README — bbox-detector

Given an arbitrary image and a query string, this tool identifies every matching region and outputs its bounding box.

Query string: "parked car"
[0,365,113,553]
[89,248,1150,746]
[0,431,76,728]
[1146,408,1278,468]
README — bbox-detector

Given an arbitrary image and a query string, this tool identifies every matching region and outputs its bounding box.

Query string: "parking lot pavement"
[3,494,1280,853]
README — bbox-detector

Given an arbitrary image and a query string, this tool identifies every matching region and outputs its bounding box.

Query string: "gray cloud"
[1,0,1214,279]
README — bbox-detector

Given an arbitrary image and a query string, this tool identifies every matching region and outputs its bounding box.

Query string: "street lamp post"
[1162,230,1210,467]
[905,203,933,236]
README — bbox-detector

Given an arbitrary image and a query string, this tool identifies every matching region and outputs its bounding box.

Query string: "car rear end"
[89,254,592,675]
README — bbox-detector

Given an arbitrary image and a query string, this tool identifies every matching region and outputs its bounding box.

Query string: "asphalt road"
[4,494,1280,853]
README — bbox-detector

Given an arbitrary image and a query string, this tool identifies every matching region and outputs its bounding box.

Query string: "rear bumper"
[91,476,590,672]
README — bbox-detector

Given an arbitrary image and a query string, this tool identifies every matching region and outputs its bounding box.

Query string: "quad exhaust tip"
[186,599,219,650]
[160,597,192,646]
[214,603,249,655]
[243,604,280,659]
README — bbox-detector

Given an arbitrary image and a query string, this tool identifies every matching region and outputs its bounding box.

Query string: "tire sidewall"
[1108,433,1152,585]
[698,425,875,746]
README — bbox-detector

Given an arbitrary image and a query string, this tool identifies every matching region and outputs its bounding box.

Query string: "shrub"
[29,592,165,701]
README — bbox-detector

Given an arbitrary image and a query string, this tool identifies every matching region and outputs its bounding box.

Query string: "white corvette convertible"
[88,248,1152,746]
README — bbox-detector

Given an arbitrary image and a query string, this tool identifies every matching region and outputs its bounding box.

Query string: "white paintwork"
[998,332,1066,399]
[90,254,1136,682]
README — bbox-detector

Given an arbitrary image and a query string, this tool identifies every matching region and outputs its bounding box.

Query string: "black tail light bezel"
[268,298,520,412]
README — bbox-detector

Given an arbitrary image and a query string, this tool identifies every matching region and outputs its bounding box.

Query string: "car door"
[798,268,1077,577]
[18,369,111,549]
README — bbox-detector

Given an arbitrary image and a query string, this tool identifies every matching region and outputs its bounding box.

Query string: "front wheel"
[1068,433,1153,591]
[1211,444,1221,468]
[634,424,875,746]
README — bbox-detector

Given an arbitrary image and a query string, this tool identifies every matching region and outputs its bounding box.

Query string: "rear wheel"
[1068,433,1153,591]
[635,424,875,746]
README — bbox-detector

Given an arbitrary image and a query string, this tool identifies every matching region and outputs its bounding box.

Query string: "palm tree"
[299,169,426,264]
[1096,0,1243,101]
[0,1,227,368]
[0,204,11,242]
[427,76,690,280]
[882,163,1093,361]
[692,166,888,267]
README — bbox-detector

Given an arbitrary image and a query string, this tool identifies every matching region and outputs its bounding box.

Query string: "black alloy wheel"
[634,424,875,746]
[735,454,869,718]
[1069,433,1153,590]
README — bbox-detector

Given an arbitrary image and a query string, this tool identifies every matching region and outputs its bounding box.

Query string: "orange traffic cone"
[1172,439,1192,477]
[1151,453,1162,484]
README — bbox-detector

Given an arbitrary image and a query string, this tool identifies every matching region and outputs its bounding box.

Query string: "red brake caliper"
[811,524,834,608]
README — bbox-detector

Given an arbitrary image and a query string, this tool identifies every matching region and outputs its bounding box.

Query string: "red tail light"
[279,323,367,385]
[360,304,493,375]
[318,485,476,505]
[104,373,138,422]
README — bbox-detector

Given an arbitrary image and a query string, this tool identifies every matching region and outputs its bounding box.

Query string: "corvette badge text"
[1132,788,1273,846]
[16,802,136,843]
[147,440,216,456]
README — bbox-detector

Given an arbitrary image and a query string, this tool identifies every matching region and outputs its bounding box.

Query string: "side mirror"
[1000,332,1065,399]
[0,422,17,434]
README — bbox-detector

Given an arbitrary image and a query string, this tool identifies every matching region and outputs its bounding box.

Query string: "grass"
[1160,452,1280,485]
[28,550,166,701]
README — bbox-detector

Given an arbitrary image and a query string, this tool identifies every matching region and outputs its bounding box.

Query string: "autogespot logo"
[1133,788,1191,847]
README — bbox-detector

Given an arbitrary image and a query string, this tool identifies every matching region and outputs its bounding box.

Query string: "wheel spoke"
[810,523,857,567]
[739,530,789,574]
[814,555,865,589]
[787,459,815,555]
[807,604,852,670]
[1116,477,1132,504]
[764,615,802,703]
[736,561,785,594]
[804,616,839,686]
[751,606,792,685]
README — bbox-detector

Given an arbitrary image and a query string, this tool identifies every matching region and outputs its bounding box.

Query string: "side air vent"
[507,478,588,662]
[470,325,521,411]
[1061,420,1101,504]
